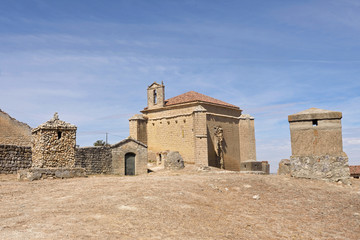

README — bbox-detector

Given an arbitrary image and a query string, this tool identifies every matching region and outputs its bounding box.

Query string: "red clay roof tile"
[164,91,239,109]
[350,165,360,175]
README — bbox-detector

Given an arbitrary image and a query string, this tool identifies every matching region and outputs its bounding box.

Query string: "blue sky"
[1,0,359,172]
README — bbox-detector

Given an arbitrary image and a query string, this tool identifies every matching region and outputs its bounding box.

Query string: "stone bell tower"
[147,82,165,110]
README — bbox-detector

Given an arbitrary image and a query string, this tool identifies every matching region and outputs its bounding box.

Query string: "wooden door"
[125,153,136,175]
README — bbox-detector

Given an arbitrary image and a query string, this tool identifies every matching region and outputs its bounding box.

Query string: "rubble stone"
[164,151,184,170]
[278,159,291,175]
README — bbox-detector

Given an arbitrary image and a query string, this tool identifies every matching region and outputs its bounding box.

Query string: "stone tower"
[288,108,350,183]
[147,82,165,110]
[31,112,77,168]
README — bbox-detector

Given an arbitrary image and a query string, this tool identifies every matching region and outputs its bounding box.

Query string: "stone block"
[164,151,184,170]
[290,155,350,184]
[240,160,262,172]
[278,159,291,175]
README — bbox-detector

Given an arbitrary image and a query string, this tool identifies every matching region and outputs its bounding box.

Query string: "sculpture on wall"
[214,126,224,169]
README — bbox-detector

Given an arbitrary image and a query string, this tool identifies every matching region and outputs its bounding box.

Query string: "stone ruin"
[285,108,350,184]
[156,150,185,170]
[239,160,270,174]
[18,113,86,180]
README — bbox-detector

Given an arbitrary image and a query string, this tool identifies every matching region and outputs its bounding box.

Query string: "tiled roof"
[164,91,239,109]
[349,165,360,175]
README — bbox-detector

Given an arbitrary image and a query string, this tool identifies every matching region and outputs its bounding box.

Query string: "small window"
[312,120,318,126]
[58,131,62,139]
[153,89,157,104]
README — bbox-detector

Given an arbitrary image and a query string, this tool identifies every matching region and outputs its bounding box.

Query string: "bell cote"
[147,82,165,109]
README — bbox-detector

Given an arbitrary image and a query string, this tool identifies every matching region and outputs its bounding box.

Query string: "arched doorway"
[125,153,136,175]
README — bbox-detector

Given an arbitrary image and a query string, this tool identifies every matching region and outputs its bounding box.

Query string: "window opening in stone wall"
[312,120,318,126]
[58,131,62,139]
[153,89,157,104]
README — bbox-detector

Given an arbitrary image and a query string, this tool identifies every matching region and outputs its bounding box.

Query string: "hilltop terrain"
[0,166,359,239]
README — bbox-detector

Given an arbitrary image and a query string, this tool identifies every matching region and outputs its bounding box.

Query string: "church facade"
[129,82,256,171]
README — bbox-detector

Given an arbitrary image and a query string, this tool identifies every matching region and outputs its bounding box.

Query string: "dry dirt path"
[1,167,359,239]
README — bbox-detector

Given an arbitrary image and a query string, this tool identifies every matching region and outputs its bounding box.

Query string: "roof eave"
[141,101,241,113]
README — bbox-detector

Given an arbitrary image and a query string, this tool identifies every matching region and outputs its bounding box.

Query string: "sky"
[1,0,359,172]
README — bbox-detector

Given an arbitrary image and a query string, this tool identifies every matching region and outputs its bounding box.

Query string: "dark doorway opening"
[125,153,136,175]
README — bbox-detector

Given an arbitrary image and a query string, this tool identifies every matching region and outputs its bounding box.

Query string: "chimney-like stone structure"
[18,113,85,180]
[32,112,77,168]
[288,108,350,184]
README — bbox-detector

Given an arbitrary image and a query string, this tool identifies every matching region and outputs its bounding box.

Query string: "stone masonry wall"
[32,129,76,168]
[206,114,240,170]
[290,155,350,184]
[145,105,196,163]
[239,116,256,162]
[0,144,32,174]
[290,119,343,156]
[75,147,112,174]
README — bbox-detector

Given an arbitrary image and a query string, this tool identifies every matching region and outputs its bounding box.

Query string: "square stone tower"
[31,113,77,168]
[288,108,350,183]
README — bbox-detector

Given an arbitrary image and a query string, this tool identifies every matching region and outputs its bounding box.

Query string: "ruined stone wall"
[290,155,350,183]
[0,110,32,147]
[0,144,32,174]
[206,114,241,170]
[145,105,196,163]
[75,147,112,174]
[32,129,76,168]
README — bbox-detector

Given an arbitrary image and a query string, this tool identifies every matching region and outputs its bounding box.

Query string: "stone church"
[129,82,257,171]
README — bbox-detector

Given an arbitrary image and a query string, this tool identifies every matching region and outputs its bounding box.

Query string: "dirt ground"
[1,166,359,240]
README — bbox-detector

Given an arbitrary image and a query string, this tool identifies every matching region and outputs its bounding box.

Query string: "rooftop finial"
[53,112,59,121]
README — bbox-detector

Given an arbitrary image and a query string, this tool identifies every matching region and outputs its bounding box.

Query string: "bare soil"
[1,166,359,240]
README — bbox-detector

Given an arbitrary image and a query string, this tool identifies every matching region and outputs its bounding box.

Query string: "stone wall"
[239,115,256,161]
[0,144,32,174]
[290,155,350,184]
[207,114,240,170]
[129,114,147,145]
[289,119,343,156]
[75,147,112,174]
[0,110,32,147]
[145,105,196,163]
[32,129,77,168]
